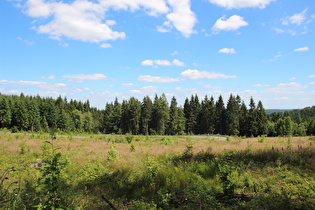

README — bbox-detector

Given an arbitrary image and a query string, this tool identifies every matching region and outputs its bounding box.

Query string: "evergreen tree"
[152,94,169,135]
[215,95,226,135]
[103,103,114,133]
[256,100,268,136]
[248,97,258,136]
[239,101,248,137]
[128,97,141,135]
[0,96,11,128]
[198,95,215,134]
[111,98,122,133]
[225,94,240,136]
[141,96,153,135]
[167,96,185,135]
[72,109,83,132]
[26,98,41,132]
[83,112,94,133]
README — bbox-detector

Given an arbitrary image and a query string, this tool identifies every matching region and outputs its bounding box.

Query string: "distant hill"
[266,109,293,115]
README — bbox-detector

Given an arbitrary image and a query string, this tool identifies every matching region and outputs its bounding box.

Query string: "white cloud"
[63,74,107,82]
[23,0,197,43]
[122,83,137,86]
[141,59,185,66]
[309,81,315,85]
[209,0,274,9]
[129,86,159,94]
[17,37,35,46]
[171,59,185,66]
[0,80,46,86]
[309,75,315,78]
[265,82,308,94]
[294,47,309,52]
[218,48,236,54]
[41,75,55,79]
[38,83,67,91]
[203,84,223,89]
[166,0,197,37]
[155,60,172,66]
[273,27,285,34]
[138,75,181,83]
[175,87,197,92]
[141,60,155,66]
[100,43,112,48]
[171,51,179,55]
[288,9,308,25]
[253,84,270,87]
[212,15,248,32]
[180,69,236,79]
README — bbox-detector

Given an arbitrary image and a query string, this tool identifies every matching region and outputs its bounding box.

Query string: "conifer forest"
[1,93,315,209]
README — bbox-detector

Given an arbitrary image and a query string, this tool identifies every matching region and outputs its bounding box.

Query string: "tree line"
[0,92,314,136]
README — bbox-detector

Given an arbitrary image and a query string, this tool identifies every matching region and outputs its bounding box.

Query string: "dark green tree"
[152,94,169,135]
[167,96,185,135]
[215,95,226,135]
[247,97,258,136]
[141,96,153,135]
[0,96,11,128]
[256,100,268,136]
[225,94,240,136]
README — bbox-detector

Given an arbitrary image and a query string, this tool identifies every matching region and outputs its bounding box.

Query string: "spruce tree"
[215,95,226,135]
[141,96,153,135]
[0,96,11,128]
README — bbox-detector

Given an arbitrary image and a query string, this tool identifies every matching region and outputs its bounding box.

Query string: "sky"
[1,0,315,109]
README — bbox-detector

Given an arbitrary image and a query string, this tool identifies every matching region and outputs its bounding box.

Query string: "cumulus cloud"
[138,75,181,83]
[141,59,185,66]
[23,0,197,43]
[209,0,274,9]
[212,15,248,32]
[218,48,236,54]
[63,74,107,82]
[165,0,197,37]
[180,69,236,79]
[294,47,309,52]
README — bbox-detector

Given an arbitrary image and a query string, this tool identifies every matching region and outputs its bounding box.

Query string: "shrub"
[107,144,120,161]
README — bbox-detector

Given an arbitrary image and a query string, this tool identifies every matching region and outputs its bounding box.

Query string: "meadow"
[1,131,315,209]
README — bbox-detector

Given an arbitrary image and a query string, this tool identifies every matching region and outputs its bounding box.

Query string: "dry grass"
[1,133,313,161]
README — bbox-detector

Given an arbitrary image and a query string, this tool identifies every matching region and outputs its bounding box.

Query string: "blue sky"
[1,0,315,109]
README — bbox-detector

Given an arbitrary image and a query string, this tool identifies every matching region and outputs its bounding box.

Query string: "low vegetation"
[1,131,315,209]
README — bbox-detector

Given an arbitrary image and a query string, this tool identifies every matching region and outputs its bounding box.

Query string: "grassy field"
[1,132,315,209]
